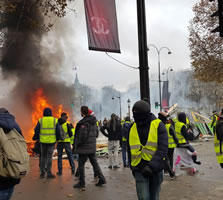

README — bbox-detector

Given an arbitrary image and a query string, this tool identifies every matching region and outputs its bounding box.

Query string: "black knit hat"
[61,112,68,118]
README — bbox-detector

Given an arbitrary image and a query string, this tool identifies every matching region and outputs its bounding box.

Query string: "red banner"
[84,0,121,53]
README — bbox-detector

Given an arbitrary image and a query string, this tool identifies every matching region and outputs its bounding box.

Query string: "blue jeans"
[122,142,129,166]
[0,187,14,200]
[134,171,163,200]
[57,143,75,172]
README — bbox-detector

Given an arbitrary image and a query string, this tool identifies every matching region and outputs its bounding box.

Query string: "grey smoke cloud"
[60,0,197,91]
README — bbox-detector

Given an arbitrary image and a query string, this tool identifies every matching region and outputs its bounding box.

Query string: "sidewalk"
[12,140,223,200]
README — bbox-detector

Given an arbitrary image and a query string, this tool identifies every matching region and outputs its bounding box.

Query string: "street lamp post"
[162,67,173,108]
[162,67,173,82]
[112,93,122,120]
[127,98,131,119]
[147,44,172,111]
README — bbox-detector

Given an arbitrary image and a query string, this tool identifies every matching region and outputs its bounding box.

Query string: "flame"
[28,88,68,141]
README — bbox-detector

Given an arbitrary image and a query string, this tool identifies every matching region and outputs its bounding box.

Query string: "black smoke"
[0,0,74,137]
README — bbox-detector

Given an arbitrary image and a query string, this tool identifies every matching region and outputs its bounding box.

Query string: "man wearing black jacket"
[0,108,23,200]
[73,106,106,189]
[56,112,75,175]
[127,100,168,200]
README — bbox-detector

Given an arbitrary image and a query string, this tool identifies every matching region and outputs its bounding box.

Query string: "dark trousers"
[78,153,105,186]
[40,143,54,175]
[122,141,129,166]
[57,143,75,172]
[167,148,175,169]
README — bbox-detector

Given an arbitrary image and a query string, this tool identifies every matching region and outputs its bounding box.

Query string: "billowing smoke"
[0,1,74,138]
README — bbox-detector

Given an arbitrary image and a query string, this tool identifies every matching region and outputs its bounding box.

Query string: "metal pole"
[158,54,162,111]
[119,96,122,120]
[137,0,150,108]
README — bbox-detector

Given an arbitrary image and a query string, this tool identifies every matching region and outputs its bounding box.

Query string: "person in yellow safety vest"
[158,112,179,179]
[214,114,223,169]
[121,119,125,126]
[175,112,201,165]
[33,107,61,179]
[56,112,75,176]
[211,111,218,134]
[127,100,168,200]
[70,125,75,146]
[121,116,131,167]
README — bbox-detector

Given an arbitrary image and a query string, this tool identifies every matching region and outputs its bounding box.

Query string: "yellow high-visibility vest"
[175,121,187,144]
[165,123,176,148]
[39,117,58,144]
[129,119,161,167]
[70,127,75,145]
[211,114,218,128]
[58,122,71,143]
[214,133,223,164]
[186,117,190,126]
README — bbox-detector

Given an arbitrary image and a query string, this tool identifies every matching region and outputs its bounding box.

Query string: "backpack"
[0,128,30,179]
[59,125,66,140]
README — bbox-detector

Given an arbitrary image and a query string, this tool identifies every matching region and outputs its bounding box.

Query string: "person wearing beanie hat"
[158,112,178,179]
[33,107,61,179]
[127,100,168,200]
[174,112,201,168]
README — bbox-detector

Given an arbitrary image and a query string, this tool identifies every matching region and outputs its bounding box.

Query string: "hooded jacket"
[33,108,60,142]
[0,109,22,190]
[58,117,72,140]
[74,115,97,154]
[100,114,121,141]
[177,113,189,143]
[127,113,168,173]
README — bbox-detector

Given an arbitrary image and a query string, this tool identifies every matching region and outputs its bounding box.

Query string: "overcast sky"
[50,0,198,91]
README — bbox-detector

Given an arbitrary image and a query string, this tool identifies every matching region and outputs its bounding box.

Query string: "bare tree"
[189,0,223,82]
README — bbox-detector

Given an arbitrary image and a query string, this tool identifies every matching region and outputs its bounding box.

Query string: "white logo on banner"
[91,17,110,35]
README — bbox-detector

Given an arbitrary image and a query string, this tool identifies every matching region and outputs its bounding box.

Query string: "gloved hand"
[141,165,153,178]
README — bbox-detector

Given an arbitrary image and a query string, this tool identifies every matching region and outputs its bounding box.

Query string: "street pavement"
[12,139,223,200]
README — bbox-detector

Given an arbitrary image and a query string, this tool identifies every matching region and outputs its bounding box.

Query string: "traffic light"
[210,0,223,37]
[155,102,159,109]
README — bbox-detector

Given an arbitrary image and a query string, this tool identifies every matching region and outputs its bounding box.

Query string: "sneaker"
[108,165,112,169]
[47,174,56,179]
[113,165,120,169]
[95,179,106,186]
[40,173,45,178]
[56,171,62,176]
[170,175,176,180]
[73,182,85,189]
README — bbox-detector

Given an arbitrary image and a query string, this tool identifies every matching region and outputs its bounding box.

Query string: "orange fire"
[27,88,68,141]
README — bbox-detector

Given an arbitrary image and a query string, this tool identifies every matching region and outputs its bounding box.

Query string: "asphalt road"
[12,139,223,200]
